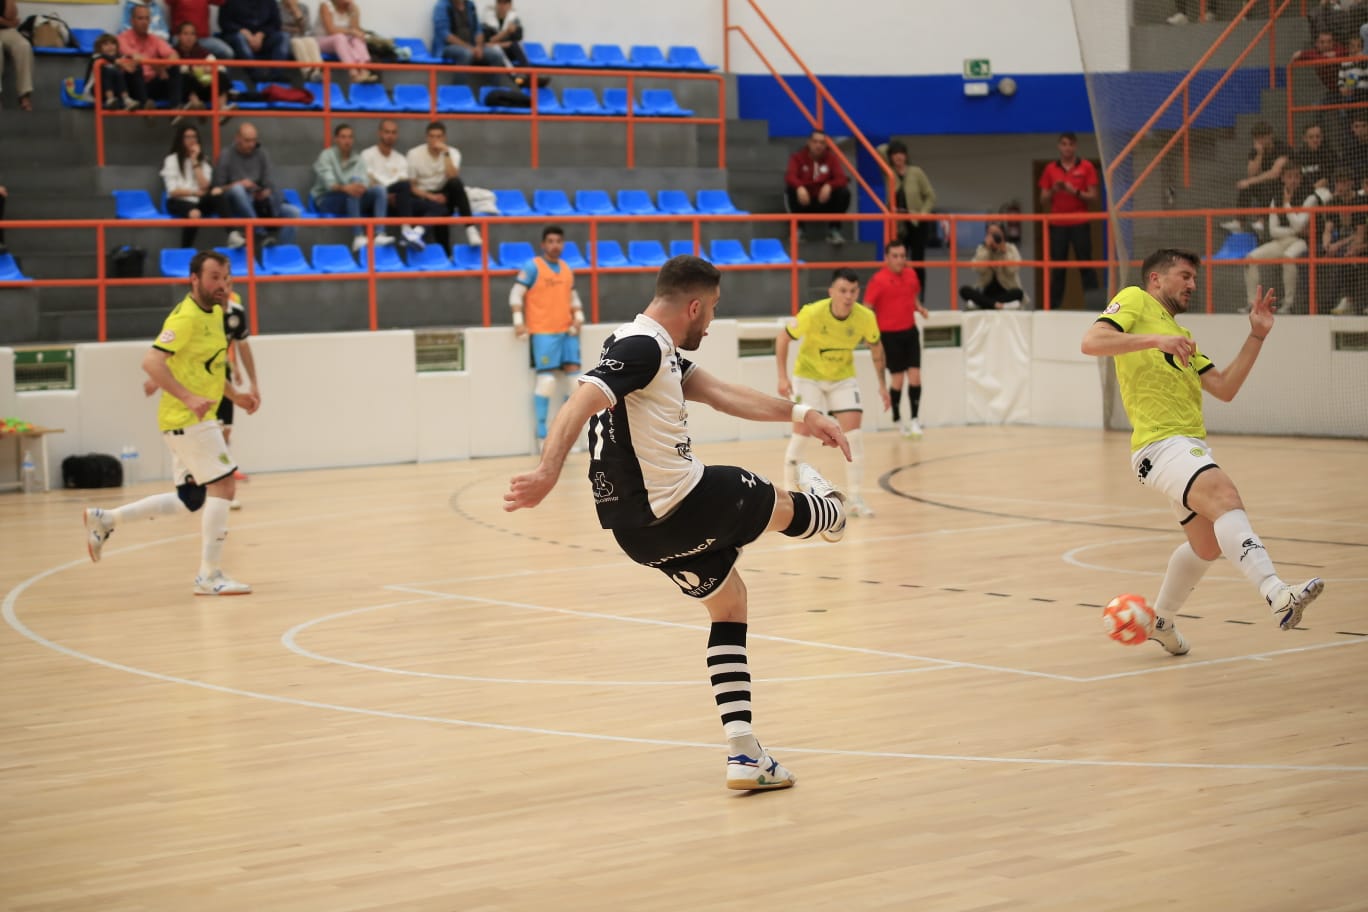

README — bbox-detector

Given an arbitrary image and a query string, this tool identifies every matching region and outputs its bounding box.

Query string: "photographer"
[959,222,1026,311]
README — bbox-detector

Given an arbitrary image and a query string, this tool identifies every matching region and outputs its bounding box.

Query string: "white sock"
[198,497,231,578]
[1213,509,1283,601]
[845,428,864,499]
[1152,542,1214,621]
[112,492,189,525]
[783,433,809,484]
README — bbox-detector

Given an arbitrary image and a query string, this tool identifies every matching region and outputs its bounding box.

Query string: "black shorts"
[216,395,234,426]
[881,327,921,372]
[612,464,776,600]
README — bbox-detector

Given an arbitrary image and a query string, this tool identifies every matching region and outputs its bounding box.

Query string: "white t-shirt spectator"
[161,153,212,204]
[406,144,461,193]
[361,145,411,188]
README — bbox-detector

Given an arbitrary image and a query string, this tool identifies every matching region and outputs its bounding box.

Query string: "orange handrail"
[91,57,726,171]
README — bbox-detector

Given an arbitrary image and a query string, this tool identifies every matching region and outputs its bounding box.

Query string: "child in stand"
[80,33,140,109]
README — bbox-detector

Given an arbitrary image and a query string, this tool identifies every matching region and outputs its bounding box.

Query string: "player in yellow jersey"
[84,251,262,596]
[777,267,890,516]
[509,225,585,444]
[1081,248,1323,655]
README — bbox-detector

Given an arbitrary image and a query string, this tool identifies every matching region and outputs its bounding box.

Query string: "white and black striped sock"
[708,621,753,741]
[780,490,843,539]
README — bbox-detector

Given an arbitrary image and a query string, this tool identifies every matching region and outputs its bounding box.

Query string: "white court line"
[1077,637,1368,681]
[1063,535,1368,584]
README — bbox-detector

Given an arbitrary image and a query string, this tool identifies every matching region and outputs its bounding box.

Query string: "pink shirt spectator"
[118,28,177,81]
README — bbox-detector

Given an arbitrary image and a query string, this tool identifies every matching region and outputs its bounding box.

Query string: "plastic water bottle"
[21,450,39,493]
[121,444,139,486]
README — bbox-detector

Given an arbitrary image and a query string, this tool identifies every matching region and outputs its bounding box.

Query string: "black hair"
[1059,131,1078,143]
[1140,248,1200,279]
[333,123,352,137]
[831,267,859,284]
[541,225,564,241]
[190,250,230,278]
[885,140,908,159]
[425,120,445,135]
[656,255,721,299]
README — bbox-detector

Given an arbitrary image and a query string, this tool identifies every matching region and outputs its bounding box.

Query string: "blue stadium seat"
[113,190,169,220]
[696,189,746,214]
[281,188,321,219]
[59,77,94,109]
[72,28,102,54]
[260,244,313,275]
[407,243,453,271]
[595,241,630,267]
[228,79,267,109]
[561,241,589,270]
[523,42,552,67]
[640,88,693,117]
[574,190,616,215]
[392,84,433,113]
[533,189,575,216]
[348,82,397,111]
[667,46,717,71]
[669,239,705,260]
[393,37,439,64]
[159,247,196,277]
[589,44,632,68]
[498,241,537,269]
[749,238,791,264]
[1211,232,1259,260]
[561,87,609,115]
[437,84,490,113]
[0,253,32,280]
[709,239,751,265]
[370,243,410,272]
[629,45,668,69]
[550,42,590,67]
[493,189,533,216]
[214,245,253,275]
[321,81,355,111]
[480,84,531,113]
[450,244,485,270]
[627,240,668,267]
[533,86,567,114]
[616,189,659,215]
[312,244,363,274]
[601,88,647,117]
[656,189,697,214]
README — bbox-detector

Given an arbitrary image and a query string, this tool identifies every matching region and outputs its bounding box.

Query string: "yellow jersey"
[153,293,229,432]
[787,298,881,382]
[1098,286,1214,451]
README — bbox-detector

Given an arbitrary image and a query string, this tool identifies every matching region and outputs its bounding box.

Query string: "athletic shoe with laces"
[83,507,113,563]
[194,571,252,596]
[908,417,924,439]
[1268,578,1323,630]
[726,749,796,791]
[1148,616,1190,655]
[797,462,846,543]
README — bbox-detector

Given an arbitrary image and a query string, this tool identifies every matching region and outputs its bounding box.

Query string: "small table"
[1,425,65,493]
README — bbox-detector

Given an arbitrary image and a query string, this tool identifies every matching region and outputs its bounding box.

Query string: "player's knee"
[534,373,556,397]
[177,482,207,512]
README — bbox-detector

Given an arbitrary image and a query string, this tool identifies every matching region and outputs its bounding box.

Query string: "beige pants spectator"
[1245,236,1306,309]
[291,36,324,80]
[0,27,34,99]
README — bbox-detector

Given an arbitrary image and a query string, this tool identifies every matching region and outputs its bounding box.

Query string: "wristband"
[791,403,814,423]
[512,311,524,327]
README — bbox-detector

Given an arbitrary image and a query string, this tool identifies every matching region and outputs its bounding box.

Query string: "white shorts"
[164,419,238,487]
[793,376,862,415]
[1130,435,1218,524]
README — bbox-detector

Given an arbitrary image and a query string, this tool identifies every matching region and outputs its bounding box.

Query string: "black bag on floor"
[62,453,123,488]
[107,245,147,278]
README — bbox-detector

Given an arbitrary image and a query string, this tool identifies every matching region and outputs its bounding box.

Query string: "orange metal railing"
[91,58,726,171]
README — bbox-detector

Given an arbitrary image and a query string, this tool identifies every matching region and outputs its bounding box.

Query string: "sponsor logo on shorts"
[1137,457,1153,480]
[1190,447,1205,457]
[671,570,720,597]
[646,538,718,568]
[591,471,616,501]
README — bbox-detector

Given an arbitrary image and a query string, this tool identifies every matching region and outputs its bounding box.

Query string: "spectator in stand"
[316,0,377,84]
[1039,131,1100,307]
[166,0,236,59]
[1323,169,1366,313]
[312,123,394,252]
[1344,111,1368,181]
[1335,33,1368,129]
[0,0,34,111]
[1244,164,1314,313]
[363,119,427,250]
[279,0,324,82]
[959,222,1027,311]
[172,22,221,111]
[1223,122,1292,233]
[481,0,527,70]
[784,130,851,246]
[407,120,483,248]
[79,32,140,109]
[120,4,186,111]
[213,121,300,247]
[1292,30,1345,99]
[1296,122,1339,192]
[1166,0,1236,24]
[877,139,936,289]
[1310,0,1368,39]
[433,0,509,73]
[219,0,291,83]
[163,124,224,247]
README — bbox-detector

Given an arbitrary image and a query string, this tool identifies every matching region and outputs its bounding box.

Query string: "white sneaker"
[226,230,247,248]
[1332,297,1353,315]
[465,225,483,246]
[726,747,796,791]
[402,225,426,250]
[375,234,396,247]
[1148,615,1190,655]
[351,235,369,253]
[84,507,113,563]
[846,496,875,518]
[194,571,252,596]
[826,227,845,247]
[1001,299,1022,310]
[1219,219,1243,233]
[1268,578,1323,630]
[1166,11,1189,24]
[897,420,912,437]
[797,462,847,543]
[229,499,242,511]
[908,418,924,439]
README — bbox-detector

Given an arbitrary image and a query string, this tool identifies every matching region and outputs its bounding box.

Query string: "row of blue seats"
[37,30,714,71]
[159,237,794,277]
[114,187,748,220]
[238,82,694,116]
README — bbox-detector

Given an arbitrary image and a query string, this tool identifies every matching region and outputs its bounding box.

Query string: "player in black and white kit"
[505,256,852,792]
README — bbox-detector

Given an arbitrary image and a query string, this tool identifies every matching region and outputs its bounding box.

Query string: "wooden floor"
[2,426,1366,912]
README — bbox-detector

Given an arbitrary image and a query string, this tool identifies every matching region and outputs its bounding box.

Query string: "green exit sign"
[963,58,992,79]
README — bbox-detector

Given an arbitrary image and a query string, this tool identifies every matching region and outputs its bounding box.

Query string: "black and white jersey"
[579,313,704,529]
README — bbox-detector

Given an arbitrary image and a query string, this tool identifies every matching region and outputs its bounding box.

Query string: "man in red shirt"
[118,3,184,109]
[864,239,931,437]
[1038,131,1100,308]
[784,130,852,246]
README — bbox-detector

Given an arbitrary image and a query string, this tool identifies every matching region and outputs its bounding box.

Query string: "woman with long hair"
[315,0,376,84]
[161,124,223,247]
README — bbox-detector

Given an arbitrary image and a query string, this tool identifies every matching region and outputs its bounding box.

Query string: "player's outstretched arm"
[1201,285,1275,402]
[504,381,611,512]
[684,367,852,460]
